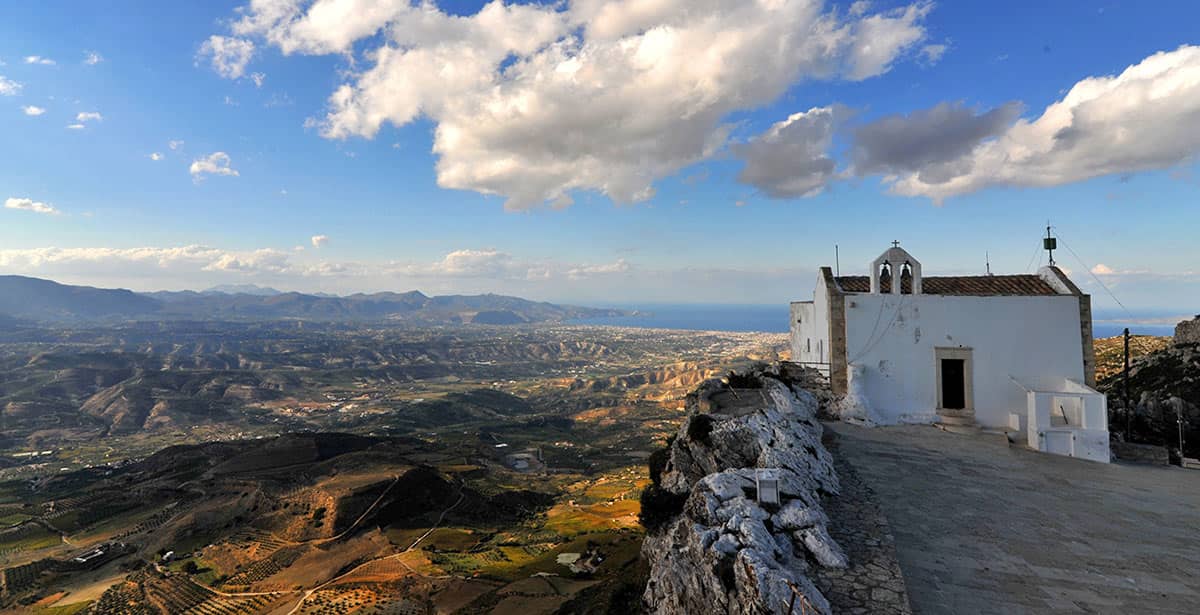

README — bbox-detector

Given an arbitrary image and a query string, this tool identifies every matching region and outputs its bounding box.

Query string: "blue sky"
[1,1,1198,313]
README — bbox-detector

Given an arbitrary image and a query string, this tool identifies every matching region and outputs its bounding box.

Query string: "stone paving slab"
[826,422,1200,614]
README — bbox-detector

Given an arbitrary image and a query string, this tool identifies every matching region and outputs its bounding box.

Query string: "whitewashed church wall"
[790,302,815,361]
[789,280,830,366]
[842,293,1086,428]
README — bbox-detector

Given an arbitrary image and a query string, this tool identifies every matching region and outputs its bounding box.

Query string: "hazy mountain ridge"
[0,275,160,321]
[0,275,626,324]
[203,283,283,296]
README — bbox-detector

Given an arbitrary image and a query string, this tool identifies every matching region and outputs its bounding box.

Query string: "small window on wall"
[806,339,811,353]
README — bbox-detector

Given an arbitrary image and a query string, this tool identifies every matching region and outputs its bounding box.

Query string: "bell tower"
[870,241,922,295]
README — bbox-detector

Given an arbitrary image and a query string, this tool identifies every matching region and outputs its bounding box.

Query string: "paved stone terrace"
[814,432,912,614]
[827,422,1200,614]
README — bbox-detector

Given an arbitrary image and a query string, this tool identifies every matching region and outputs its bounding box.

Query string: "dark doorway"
[941,359,966,409]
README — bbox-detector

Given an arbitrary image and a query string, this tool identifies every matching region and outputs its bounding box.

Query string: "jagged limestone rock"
[642,367,844,615]
[773,500,829,531]
[797,524,848,569]
[1175,316,1200,346]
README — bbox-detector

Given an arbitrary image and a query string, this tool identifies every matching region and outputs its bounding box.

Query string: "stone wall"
[824,268,849,396]
[642,363,913,615]
[1111,441,1169,465]
[1079,295,1096,387]
[1175,317,1200,346]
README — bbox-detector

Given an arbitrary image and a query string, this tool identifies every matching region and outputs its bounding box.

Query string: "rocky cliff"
[640,364,846,615]
[1101,332,1200,459]
[1176,316,1200,346]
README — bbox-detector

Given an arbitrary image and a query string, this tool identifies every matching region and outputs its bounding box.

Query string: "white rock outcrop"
[642,366,844,615]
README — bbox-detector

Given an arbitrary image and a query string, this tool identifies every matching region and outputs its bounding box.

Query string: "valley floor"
[827,422,1200,614]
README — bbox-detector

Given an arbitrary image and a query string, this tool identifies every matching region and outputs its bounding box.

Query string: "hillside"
[1093,334,1173,380]
[0,316,785,613]
[0,275,160,321]
[1098,335,1200,459]
[0,275,626,324]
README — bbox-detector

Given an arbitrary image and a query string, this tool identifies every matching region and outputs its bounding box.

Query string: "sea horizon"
[573,303,1193,338]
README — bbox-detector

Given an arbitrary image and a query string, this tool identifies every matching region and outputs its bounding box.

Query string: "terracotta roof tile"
[834,274,1059,296]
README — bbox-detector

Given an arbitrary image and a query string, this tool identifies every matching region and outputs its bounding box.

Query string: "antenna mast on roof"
[1043,223,1057,266]
[986,251,992,276]
[835,244,840,277]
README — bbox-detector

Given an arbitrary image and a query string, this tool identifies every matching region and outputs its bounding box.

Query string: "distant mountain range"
[0,275,629,324]
[203,283,283,296]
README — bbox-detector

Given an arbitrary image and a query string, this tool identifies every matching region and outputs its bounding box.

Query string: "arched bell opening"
[869,243,922,295]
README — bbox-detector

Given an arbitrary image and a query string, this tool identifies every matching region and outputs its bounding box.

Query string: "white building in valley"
[791,242,1110,463]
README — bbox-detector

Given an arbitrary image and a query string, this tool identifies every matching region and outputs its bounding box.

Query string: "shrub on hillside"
[686,414,715,446]
[647,435,675,486]
[726,371,762,389]
[638,485,687,534]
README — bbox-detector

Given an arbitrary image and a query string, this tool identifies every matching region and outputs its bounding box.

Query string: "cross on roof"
[892,240,901,248]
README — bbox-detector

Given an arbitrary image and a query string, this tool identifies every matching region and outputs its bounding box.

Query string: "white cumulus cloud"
[844,2,931,80]
[920,43,947,64]
[24,55,55,66]
[0,76,20,96]
[22,105,45,116]
[149,152,164,161]
[189,152,240,179]
[566,259,630,280]
[218,0,931,210]
[391,248,630,282]
[202,248,293,273]
[849,101,1022,181]
[406,249,514,277]
[66,123,86,130]
[84,51,104,65]
[888,45,1200,201]
[198,35,256,79]
[76,111,103,123]
[310,234,329,248]
[734,106,844,198]
[5,197,61,215]
[0,245,298,280]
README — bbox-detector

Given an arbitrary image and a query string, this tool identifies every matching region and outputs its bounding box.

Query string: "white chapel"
[791,242,1110,463]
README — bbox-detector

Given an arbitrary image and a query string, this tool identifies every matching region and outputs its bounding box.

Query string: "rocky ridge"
[1100,329,1200,459]
[641,364,847,614]
[1176,316,1200,346]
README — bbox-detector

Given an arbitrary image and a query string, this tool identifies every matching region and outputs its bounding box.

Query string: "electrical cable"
[1054,230,1135,321]
[849,291,909,365]
[852,286,889,363]
[1024,239,1044,273]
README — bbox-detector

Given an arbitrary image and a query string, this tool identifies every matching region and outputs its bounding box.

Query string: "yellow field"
[1094,335,1172,381]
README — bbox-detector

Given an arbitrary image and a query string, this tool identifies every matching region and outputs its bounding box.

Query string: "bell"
[879,261,892,293]
[900,261,913,293]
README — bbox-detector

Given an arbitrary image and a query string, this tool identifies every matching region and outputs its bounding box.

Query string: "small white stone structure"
[755,468,781,505]
[1010,377,1110,463]
[791,243,1109,462]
